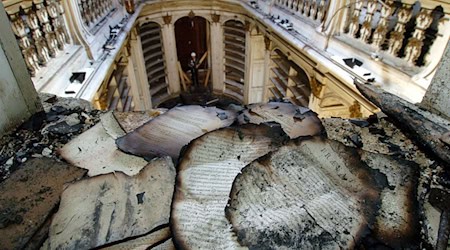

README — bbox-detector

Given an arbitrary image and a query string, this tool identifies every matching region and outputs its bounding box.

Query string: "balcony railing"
[342,0,446,67]
[274,0,331,25]
[77,0,115,32]
[5,0,70,77]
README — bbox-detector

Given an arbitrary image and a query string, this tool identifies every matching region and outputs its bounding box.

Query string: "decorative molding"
[211,13,220,23]
[163,14,172,25]
[264,35,271,50]
[310,76,323,98]
[244,20,251,31]
[188,10,195,19]
[349,101,362,118]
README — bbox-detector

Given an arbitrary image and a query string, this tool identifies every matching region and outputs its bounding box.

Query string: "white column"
[0,3,42,136]
[210,20,225,94]
[246,32,268,104]
[63,0,93,59]
[129,27,152,110]
[161,20,180,95]
[421,41,450,119]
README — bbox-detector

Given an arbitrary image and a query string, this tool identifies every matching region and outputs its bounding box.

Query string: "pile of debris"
[0,84,449,249]
[0,93,103,181]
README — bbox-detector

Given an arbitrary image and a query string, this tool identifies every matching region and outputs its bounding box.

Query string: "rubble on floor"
[0,94,448,249]
[0,93,103,181]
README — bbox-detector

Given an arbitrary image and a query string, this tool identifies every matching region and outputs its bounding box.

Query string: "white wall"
[0,3,42,137]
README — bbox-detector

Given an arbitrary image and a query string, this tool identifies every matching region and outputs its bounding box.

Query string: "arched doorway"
[174,16,209,88]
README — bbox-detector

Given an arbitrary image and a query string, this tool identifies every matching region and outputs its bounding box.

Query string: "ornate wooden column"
[262,35,273,102]
[245,26,266,104]
[128,26,152,110]
[161,15,181,95]
[210,14,225,94]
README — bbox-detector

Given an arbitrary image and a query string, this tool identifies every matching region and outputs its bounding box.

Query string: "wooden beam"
[177,61,187,92]
[197,51,208,68]
[203,69,211,87]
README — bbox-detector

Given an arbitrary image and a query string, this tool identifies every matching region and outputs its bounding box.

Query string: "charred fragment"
[116,105,236,159]
[59,112,149,177]
[355,82,450,166]
[238,102,323,139]
[428,188,450,250]
[227,138,383,249]
[113,109,167,133]
[359,152,421,249]
[171,125,286,250]
[47,157,175,249]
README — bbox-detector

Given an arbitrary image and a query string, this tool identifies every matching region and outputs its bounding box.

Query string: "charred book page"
[116,105,236,159]
[238,102,322,139]
[48,157,175,249]
[60,112,149,177]
[171,125,287,249]
[227,137,385,249]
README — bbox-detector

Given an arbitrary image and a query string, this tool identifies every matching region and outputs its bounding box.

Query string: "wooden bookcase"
[106,63,134,112]
[140,22,168,107]
[223,20,246,102]
[268,50,311,107]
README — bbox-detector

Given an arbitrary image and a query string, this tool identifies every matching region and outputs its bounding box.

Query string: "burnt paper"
[227,138,383,249]
[171,125,286,249]
[116,105,236,159]
[238,102,323,139]
[48,157,175,249]
[59,112,148,177]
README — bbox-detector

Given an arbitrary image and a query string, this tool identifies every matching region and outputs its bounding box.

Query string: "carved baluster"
[47,2,63,50]
[347,1,364,38]
[303,0,311,17]
[316,0,327,22]
[56,1,69,45]
[36,3,58,57]
[100,0,107,16]
[11,14,40,76]
[26,10,51,65]
[107,0,112,13]
[404,9,433,65]
[372,0,394,49]
[80,1,88,26]
[94,1,102,20]
[297,0,304,14]
[310,0,318,20]
[11,15,27,38]
[292,0,298,12]
[359,0,378,43]
[89,0,95,21]
[88,0,96,24]
[286,0,292,10]
[387,5,412,56]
